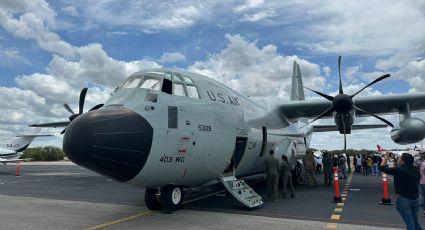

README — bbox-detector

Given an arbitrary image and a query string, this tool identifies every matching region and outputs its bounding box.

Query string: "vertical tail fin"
[0,134,52,152]
[290,61,305,101]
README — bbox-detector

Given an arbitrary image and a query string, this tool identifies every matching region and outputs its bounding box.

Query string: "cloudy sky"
[1,0,425,150]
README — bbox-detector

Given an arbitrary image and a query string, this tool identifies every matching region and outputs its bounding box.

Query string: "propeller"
[60,88,104,134]
[300,56,394,151]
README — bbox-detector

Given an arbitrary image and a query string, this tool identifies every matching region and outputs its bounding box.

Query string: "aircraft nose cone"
[63,105,153,182]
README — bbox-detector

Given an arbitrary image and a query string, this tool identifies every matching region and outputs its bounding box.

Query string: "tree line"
[22,146,65,161]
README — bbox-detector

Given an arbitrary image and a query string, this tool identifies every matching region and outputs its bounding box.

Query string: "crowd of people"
[263,148,425,229]
[313,152,385,178]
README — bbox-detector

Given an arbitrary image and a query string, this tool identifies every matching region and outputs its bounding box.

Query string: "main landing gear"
[144,185,184,214]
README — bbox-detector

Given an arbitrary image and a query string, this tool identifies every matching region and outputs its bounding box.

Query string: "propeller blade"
[301,107,335,128]
[353,105,394,128]
[338,56,343,94]
[60,128,66,135]
[63,103,75,115]
[300,84,334,101]
[79,88,88,114]
[350,74,390,98]
[89,104,104,111]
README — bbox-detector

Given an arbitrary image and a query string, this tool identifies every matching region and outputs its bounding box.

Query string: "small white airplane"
[0,133,52,164]
[31,56,425,213]
[377,144,422,158]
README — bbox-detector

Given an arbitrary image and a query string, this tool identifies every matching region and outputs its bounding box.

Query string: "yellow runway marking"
[331,215,340,220]
[84,210,153,230]
[83,187,231,230]
[326,173,354,229]
[83,186,233,230]
[327,223,338,229]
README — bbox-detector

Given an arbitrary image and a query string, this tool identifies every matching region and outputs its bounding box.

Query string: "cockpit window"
[165,73,172,80]
[122,77,142,89]
[172,73,183,82]
[186,85,200,98]
[173,83,186,96]
[182,76,194,84]
[140,78,161,91]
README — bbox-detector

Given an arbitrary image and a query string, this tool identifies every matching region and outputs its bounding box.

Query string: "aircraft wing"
[280,92,425,120]
[0,158,31,163]
[313,124,388,132]
[29,121,70,128]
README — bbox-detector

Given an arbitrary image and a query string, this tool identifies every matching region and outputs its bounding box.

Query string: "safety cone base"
[380,198,394,205]
[332,196,342,203]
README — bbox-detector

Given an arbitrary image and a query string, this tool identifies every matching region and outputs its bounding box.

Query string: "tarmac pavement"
[0,163,423,229]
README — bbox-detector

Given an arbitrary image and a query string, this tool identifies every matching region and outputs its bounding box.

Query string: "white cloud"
[160,52,186,63]
[287,0,425,58]
[0,87,47,125]
[0,0,76,56]
[344,65,362,84]
[234,0,265,13]
[0,0,162,141]
[0,47,30,65]
[74,1,206,32]
[61,6,79,17]
[322,66,331,77]
[234,0,276,22]
[189,34,325,98]
[391,59,425,92]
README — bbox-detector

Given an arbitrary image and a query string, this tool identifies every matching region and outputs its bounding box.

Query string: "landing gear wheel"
[160,185,184,214]
[144,188,161,210]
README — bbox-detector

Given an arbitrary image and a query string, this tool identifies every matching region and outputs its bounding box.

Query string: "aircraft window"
[186,85,200,99]
[173,73,183,82]
[168,106,178,129]
[140,78,161,91]
[165,73,172,80]
[173,83,186,96]
[162,78,173,94]
[122,78,142,89]
[182,76,194,84]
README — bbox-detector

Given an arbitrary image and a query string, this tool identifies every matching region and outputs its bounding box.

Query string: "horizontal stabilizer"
[29,121,70,128]
[313,124,388,132]
[16,134,53,137]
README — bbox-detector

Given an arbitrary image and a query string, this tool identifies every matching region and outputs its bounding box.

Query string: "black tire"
[145,188,161,210]
[160,185,184,214]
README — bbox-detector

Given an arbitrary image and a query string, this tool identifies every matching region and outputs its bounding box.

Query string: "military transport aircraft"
[31,56,425,213]
[0,132,52,164]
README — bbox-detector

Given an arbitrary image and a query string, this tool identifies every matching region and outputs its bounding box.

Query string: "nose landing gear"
[144,185,184,214]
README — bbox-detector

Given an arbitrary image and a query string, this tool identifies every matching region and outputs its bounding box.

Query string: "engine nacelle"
[391,118,425,145]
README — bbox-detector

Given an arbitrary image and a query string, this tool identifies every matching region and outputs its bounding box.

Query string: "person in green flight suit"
[264,149,280,201]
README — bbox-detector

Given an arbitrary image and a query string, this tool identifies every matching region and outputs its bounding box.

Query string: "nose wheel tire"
[160,185,184,214]
[144,188,161,211]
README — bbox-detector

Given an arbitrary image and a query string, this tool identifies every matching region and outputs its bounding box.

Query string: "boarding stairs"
[220,176,263,208]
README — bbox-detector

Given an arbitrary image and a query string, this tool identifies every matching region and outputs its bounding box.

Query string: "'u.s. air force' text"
[206,90,255,112]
